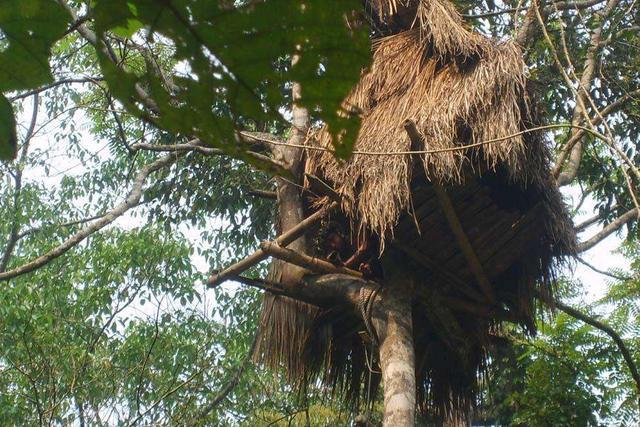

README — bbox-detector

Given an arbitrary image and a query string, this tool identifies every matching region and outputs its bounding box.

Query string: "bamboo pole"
[260,241,363,278]
[432,184,496,302]
[403,120,495,303]
[207,202,338,286]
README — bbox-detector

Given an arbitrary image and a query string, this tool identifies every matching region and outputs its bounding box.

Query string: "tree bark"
[371,274,416,427]
[271,70,311,286]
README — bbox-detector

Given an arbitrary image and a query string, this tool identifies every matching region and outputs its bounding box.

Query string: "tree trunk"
[271,70,310,286]
[372,277,416,427]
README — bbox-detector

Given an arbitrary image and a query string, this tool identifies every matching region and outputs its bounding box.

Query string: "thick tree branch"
[0,154,179,281]
[228,275,285,294]
[247,189,277,200]
[130,141,223,155]
[574,204,620,232]
[232,272,376,309]
[515,0,546,48]
[577,207,639,252]
[552,298,640,408]
[556,0,621,187]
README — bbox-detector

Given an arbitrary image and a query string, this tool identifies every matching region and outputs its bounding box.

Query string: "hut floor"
[391,174,543,322]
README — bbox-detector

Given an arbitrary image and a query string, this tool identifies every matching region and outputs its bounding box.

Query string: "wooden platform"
[392,174,546,319]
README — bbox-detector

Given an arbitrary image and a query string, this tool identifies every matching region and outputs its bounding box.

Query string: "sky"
[565,187,629,303]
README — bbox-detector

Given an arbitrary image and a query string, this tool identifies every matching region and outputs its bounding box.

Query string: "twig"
[125,368,202,427]
[576,256,632,281]
[15,213,110,241]
[8,77,104,101]
[463,0,607,19]
[106,93,132,153]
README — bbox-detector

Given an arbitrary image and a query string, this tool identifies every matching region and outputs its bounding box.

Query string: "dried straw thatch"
[309,12,534,242]
[255,0,575,421]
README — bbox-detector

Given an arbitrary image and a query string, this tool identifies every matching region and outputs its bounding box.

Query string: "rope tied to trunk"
[357,283,383,424]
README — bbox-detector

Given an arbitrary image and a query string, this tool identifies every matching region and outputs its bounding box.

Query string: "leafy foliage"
[0,0,639,425]
[0,0,370,162]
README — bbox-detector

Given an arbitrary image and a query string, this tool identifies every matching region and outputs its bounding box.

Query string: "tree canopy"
[1,0,639,425]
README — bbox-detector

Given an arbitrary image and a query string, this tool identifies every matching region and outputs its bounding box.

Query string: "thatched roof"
[256,0,576,422]
[308,13,537,242]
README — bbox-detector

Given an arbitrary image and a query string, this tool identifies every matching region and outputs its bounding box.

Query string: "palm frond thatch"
[307,30,531,241]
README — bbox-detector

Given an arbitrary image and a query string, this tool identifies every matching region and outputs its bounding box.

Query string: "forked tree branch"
[552,298,640,408]
[577,207,639,252]
[574,207,614,232]
[0,154,179,281]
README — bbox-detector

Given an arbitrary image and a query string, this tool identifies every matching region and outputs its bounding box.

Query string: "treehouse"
[211,0,575,424]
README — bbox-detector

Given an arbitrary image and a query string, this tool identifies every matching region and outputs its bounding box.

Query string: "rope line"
[243,123,608,157]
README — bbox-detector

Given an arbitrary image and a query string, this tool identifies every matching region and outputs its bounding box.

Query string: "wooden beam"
[402,119,495,303]
[260,241,363,278]
[207,202,338,286]
[391,242,486,302]
[432,184,496,302]
[232,275,284,292]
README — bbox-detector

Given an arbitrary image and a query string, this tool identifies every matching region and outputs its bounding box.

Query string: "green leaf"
[92,0,370,165]
[0,0,71,92]
[0,94,17,160]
